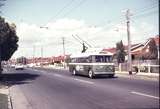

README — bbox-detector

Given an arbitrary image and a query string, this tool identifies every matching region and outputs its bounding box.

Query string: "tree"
[0,16,19,73]
[115,40,126,64]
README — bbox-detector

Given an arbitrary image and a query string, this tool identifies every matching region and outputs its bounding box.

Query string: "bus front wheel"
[108,74,115,78]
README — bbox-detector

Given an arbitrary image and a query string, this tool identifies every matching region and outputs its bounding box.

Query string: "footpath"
[41,65,159,81]
[0,82,11,109]
[115,71,159,81]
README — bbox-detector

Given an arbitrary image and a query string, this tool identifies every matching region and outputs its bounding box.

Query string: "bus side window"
[88,57,92,63]
[86,57,91,63]
[71,58,77,63]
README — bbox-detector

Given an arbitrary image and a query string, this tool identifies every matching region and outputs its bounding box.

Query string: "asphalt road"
[2,67,159,109]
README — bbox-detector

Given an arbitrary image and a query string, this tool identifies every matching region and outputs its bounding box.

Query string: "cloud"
[12,18,158,58]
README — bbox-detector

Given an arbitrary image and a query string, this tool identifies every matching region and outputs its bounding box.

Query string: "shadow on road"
[0,73,40,87]
[75,74,118,79]
[94,75,118,79]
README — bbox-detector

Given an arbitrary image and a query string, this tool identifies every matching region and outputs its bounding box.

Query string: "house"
[101,35,159,60]
[131,35,159,60]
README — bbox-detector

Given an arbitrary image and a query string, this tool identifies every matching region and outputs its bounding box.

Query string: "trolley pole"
[126,9,132,75]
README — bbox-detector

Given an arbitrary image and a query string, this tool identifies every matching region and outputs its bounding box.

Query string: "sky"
[0,0,159,58]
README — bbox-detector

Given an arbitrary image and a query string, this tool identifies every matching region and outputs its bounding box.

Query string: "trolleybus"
[68,52,115,78]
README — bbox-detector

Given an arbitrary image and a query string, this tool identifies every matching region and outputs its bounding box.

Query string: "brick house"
[131,35,159,60]
[101,35,159,61]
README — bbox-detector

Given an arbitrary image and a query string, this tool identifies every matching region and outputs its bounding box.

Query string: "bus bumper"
[94,72,115,75]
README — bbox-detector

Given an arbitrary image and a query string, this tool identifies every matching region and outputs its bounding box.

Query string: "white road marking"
[131,91,159,99]
[74,78,94,84]
[32,69,93,85]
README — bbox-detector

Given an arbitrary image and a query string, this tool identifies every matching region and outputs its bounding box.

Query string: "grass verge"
[0,93,8,109]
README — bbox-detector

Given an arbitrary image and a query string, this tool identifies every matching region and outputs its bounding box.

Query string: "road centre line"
[131,91,159,100]
[33,69,94,85]
[53,73,94,85]
[74,78,94,84]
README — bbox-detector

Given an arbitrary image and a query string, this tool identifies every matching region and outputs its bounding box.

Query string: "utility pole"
[33,45,36,65]
[41,46,43,58]
[62,37,66,68]
[41,45,43,66]
[125,9,132,75]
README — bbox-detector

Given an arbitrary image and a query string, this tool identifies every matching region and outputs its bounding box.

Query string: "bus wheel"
[108,74,114,78]
[89,70,94,79]
[73,69,76,75]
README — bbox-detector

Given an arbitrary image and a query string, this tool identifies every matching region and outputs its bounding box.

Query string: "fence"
[116,60,159,73]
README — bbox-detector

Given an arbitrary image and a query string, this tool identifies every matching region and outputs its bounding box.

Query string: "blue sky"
[2,0,158,25]
[0,0,159,58]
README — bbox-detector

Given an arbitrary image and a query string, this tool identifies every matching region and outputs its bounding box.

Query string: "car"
[10,64,15,68]
[15,64,24,70]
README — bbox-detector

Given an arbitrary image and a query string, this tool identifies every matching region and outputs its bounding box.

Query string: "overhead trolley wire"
[61,0,87,18]
[44,0,75,26]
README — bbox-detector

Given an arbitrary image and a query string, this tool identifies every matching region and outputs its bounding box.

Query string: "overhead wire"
[130,1,158,18]
[47,0,75,23]
[87,2,158,47]
[61,0,87,18]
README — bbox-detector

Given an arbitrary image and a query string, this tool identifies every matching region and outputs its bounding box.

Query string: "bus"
[68,52,115,78]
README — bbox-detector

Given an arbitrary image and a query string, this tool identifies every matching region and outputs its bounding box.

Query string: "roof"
[102,47,116,54]
[153,35,159,46]
[131,35,159,55]
[70,50,113,58]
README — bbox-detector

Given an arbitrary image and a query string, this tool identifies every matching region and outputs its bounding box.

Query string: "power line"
[132,10,158,19]
[72,34,84,45]
[75,34,92,47]
[96,2,158,28]
[130,1,158,18]
[134,2,158,13]
[61,0,87,18]
[133,6,158,18]
[47,0,75,23]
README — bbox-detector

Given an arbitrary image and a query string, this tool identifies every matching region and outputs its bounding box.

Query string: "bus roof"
[70,52,113,58]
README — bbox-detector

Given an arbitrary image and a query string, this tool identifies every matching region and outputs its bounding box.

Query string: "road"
[1,67,159,109]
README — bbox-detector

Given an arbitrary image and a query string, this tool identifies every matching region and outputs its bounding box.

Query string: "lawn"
[0,93,8,109]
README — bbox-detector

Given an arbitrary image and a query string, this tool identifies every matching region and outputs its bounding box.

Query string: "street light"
[40,26,48,29]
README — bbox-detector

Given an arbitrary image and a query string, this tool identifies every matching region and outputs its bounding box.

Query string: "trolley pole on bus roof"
[125,9,132,75]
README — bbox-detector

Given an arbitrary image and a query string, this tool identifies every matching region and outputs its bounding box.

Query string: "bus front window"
[95,56,112,63]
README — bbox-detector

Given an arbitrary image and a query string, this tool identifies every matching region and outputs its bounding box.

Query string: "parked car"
[11,64,15,68]
[15,64,24,70]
